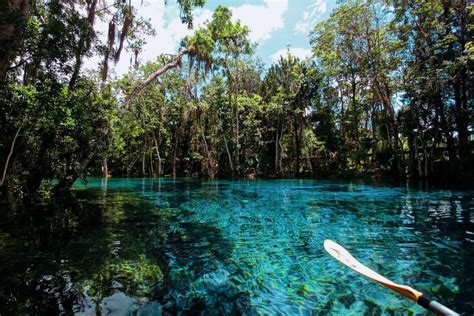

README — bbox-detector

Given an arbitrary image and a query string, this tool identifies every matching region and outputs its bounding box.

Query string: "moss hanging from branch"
[102,19,116,82]
[114,13,133,64]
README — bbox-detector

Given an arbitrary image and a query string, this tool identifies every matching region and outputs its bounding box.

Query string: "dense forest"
[0,0,473,198]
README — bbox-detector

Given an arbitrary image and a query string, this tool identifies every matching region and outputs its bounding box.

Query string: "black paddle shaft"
[417,295,459,315]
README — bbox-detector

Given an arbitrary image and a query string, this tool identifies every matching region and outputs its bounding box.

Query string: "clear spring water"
[0,178,473,315]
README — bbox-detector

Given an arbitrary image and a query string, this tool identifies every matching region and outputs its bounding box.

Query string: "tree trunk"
[350,75,358,139]
[172,128,179,177]
[102,158,109,177]
[279,127,285,175]
[294,114,301,177]
[153,133,162,176]
[275,125,279,175]
[200,123,213,177]
[234,94,240,175]
[1,125,22,186]
[414,136,422,178]
[221,125,234,173]
[149,149,154,176]
[142,144,146,176]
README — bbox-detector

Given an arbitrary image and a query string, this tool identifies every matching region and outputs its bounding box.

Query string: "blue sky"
[205,0,339,64]
[89,1,339,77]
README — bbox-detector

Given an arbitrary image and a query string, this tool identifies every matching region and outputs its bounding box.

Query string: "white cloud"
[270,47,312,63]
[294,0,327,34]
[231,0,288,43]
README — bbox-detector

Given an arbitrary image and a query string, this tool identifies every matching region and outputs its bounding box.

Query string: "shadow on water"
[0,188,251,315]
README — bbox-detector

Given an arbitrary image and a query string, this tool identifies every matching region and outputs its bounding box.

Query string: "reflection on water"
[0,178,473,314]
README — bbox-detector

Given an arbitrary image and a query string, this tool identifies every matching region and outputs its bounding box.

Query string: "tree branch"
[124,48,189,109]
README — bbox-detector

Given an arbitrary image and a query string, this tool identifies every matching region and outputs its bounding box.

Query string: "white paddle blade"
[324,240,422,302]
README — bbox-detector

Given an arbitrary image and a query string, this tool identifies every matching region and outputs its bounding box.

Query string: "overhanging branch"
[124,48,189,109]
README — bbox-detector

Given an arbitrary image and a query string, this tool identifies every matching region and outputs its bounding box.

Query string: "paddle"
[324,240,459,315]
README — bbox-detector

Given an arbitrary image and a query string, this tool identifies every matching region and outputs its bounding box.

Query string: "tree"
[311,1,405,177]
[0,0,208,195]
[125,6,251,107]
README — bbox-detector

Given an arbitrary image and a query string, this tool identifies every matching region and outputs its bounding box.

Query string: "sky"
[86,0,339,77]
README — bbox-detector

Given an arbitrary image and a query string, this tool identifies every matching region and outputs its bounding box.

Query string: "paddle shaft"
[417,295,459,315]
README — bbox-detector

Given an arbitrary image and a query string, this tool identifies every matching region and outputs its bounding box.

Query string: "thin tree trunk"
[414,137,422,178]
[294,117,300,176]
[407,130,416,178]
[172,128,179,177]
[294,95,302,177]
[200,124,212,176]
[153,133,161,176]
[142,140,146,176]
[149,149,154,176]
[221,125,234,172]
[172,143,177,177]
[279,127,285,175]
[275,125,279,175]
[234,95,240,174]
[1,125,21,186]
[102,158,109,177]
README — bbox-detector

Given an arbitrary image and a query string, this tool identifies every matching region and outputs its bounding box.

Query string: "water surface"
[0,178,473,314]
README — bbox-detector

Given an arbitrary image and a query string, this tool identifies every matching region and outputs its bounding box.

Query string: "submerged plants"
[82,254,164,301]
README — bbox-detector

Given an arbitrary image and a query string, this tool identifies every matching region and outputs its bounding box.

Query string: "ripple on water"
[0,178,473,314]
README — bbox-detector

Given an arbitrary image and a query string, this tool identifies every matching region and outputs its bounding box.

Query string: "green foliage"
[1,1,472,197]
[183,6,252,75]
[0,0,211,195]
[0,78,114,194]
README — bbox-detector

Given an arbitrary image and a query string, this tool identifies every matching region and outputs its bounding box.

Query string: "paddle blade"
[324,240,422,302]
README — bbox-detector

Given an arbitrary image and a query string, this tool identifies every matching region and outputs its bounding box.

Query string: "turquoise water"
[0,178,473,314]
